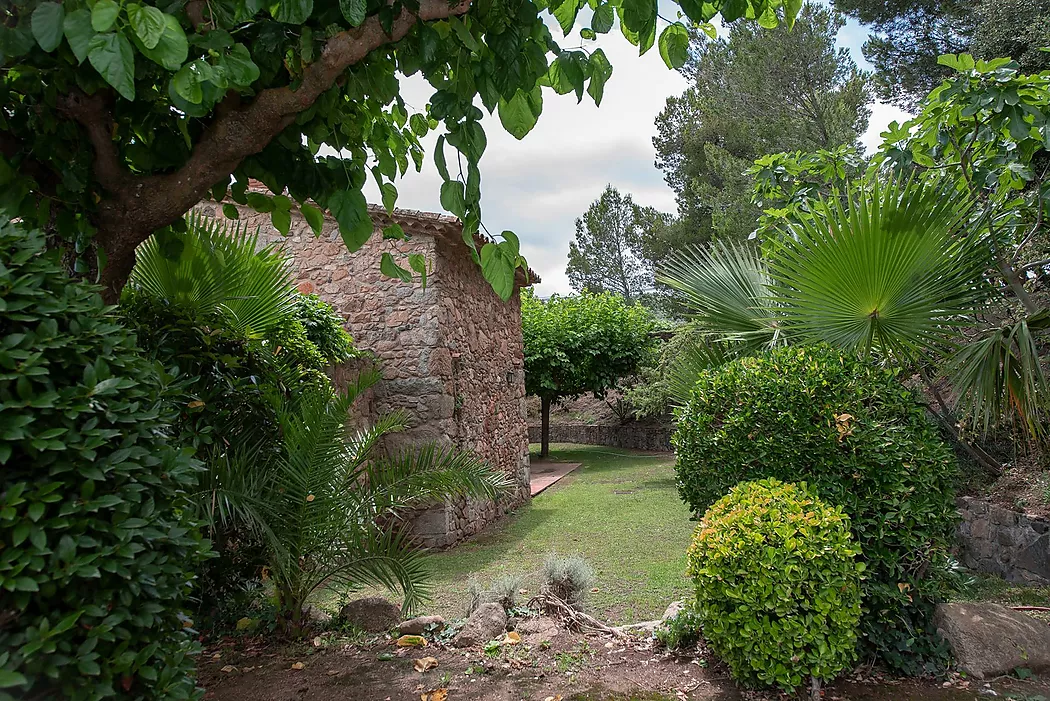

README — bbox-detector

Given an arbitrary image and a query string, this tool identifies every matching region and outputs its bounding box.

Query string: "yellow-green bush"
[688,478,862,692]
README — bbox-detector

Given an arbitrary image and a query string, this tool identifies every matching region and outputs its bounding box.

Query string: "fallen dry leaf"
[312,636,322,647]
[420,689,448,701]
[543,695,563,701]
[290,662,305,670]
[502,631,521,645]
[220,665,236,674]
[397,634,427,647]
[414,656,439,673]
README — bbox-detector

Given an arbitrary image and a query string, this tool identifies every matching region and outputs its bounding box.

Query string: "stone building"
[204,199,536,547]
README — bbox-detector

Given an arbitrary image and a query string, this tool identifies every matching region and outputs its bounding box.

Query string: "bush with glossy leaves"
[674,345,958,674]
[688,479,862,692]
[0,219,208,700]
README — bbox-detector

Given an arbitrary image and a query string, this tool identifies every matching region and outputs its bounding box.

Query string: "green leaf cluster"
[688,479,862,691]
[3,0,803,298]
[673,345,959,675]
[0,217,209,699]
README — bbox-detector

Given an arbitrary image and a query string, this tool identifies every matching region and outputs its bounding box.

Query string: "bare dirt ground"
[198,627,1050,701]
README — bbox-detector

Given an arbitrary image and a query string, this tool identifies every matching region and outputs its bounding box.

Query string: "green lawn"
[416,444,697,624]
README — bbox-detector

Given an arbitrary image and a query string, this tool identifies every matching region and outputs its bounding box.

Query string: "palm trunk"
[540,395,551,459]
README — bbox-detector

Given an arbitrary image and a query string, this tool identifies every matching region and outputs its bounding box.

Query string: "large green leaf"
[270,0,314,24]
[480,242,515,301]
[87,32,136,101]
[63,9,94,63]
[498,87,542,140]
[31,2,65,52]
[90,0,120,32]
[127,3,166,50]
[137,13,188,70]
[339,0,367,26]
[658,23,689,70]
[328,189,373,251]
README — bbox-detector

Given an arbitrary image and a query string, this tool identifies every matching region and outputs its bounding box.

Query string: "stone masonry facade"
[196,200,534,547]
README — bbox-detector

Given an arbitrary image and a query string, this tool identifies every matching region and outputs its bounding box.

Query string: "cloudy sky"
[362,3,910,295]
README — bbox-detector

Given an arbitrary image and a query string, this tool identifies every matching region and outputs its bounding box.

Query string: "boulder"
[453,603,507,648]
[934,602,1050,678]
[338,597,401,633]
[398,615,446,636]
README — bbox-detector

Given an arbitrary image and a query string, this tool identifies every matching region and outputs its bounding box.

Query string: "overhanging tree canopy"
[1,0,802,302]
[521,290,654,456]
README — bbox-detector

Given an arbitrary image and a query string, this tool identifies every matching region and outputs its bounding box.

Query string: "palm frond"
[129,210,297,337]
[657,241,782,350]
[947,310,1049,442]
[666,340,729,408]
[769,176,992,359]
[362,444,514,516]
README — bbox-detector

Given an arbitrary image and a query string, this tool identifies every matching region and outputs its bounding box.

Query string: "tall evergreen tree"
[654,2,871,242]
[566,185,650,302]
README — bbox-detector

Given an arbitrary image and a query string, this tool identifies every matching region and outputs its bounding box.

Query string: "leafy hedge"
[0,221,208,699]
[689,479,862,691]
[674,345,958,674]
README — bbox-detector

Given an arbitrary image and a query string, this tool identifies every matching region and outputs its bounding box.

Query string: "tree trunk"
[540,395,551,459]
[810,675,821,701]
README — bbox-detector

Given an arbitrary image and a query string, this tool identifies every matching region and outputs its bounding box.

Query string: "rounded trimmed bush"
[0,221,209,699]
[688,478,862,691]
[674,345,958,674]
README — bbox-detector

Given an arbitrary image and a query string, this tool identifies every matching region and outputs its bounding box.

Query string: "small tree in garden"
[1,0,801,303]
[202,376,511,637]
[521,291,654,457]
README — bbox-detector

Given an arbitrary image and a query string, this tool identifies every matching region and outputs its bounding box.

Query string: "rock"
[934,602,1050,678]
[305,606,331,625]
[662,600,685,622]
[397,615,445,636]
[338,597,401,633]
[453,603,507,648]
[515,616,560,645]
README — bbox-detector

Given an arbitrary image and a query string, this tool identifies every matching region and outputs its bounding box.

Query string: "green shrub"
[688,479,862,691]
[289,293,358,365]
[0,221,209,699]
[674,345,958,674]
[654,603,704,651]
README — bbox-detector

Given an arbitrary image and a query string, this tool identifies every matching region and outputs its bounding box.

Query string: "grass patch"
[416,444,695,624]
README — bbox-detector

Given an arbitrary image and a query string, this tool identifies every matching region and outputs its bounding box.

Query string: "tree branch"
[82,0,472,301]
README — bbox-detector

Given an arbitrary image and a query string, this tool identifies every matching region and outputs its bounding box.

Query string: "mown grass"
[410,444,696,625]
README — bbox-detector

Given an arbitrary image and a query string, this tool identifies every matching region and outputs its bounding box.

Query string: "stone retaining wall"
[528,422,673,452]
[957,497,1050,585]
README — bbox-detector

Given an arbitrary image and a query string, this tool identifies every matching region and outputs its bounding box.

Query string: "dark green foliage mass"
[674,345,959,675]
[0,218,209,700]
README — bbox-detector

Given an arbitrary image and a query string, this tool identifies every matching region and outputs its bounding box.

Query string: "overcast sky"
[361,4,910,296]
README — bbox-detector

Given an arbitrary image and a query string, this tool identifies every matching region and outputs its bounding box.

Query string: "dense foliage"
[521,291,654,456]
[121,217,360,622]
[0,219,208,699]
[674,346,959,674]
[653,1,870,244]
[688,479,862,692]
[1,0,801,302]
[742,58,1050,449]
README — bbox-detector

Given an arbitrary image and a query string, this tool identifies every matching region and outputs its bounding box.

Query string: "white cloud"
[361,12,892,296]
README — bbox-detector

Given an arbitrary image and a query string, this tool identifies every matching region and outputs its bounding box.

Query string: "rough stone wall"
[957,497,1050,585]
[528,422,673,452]
[198,203,530,547]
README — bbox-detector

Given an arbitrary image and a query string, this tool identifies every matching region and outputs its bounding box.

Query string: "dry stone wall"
[197,202,531,547]
[957,497,1050,585]
[528,422,673,452]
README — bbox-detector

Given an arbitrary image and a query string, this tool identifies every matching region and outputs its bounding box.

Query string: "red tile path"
[529,460,582,496]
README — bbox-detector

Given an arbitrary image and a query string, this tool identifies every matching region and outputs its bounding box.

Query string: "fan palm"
[127,210,296,338]
[769,177,992,360]
[190,370,513,637]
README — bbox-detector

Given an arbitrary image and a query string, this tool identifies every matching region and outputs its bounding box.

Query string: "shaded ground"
[199,626,1050,701]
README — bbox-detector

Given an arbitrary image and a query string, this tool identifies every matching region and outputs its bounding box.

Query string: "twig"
[526,592,627,638]
[1011,606,1050,612]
